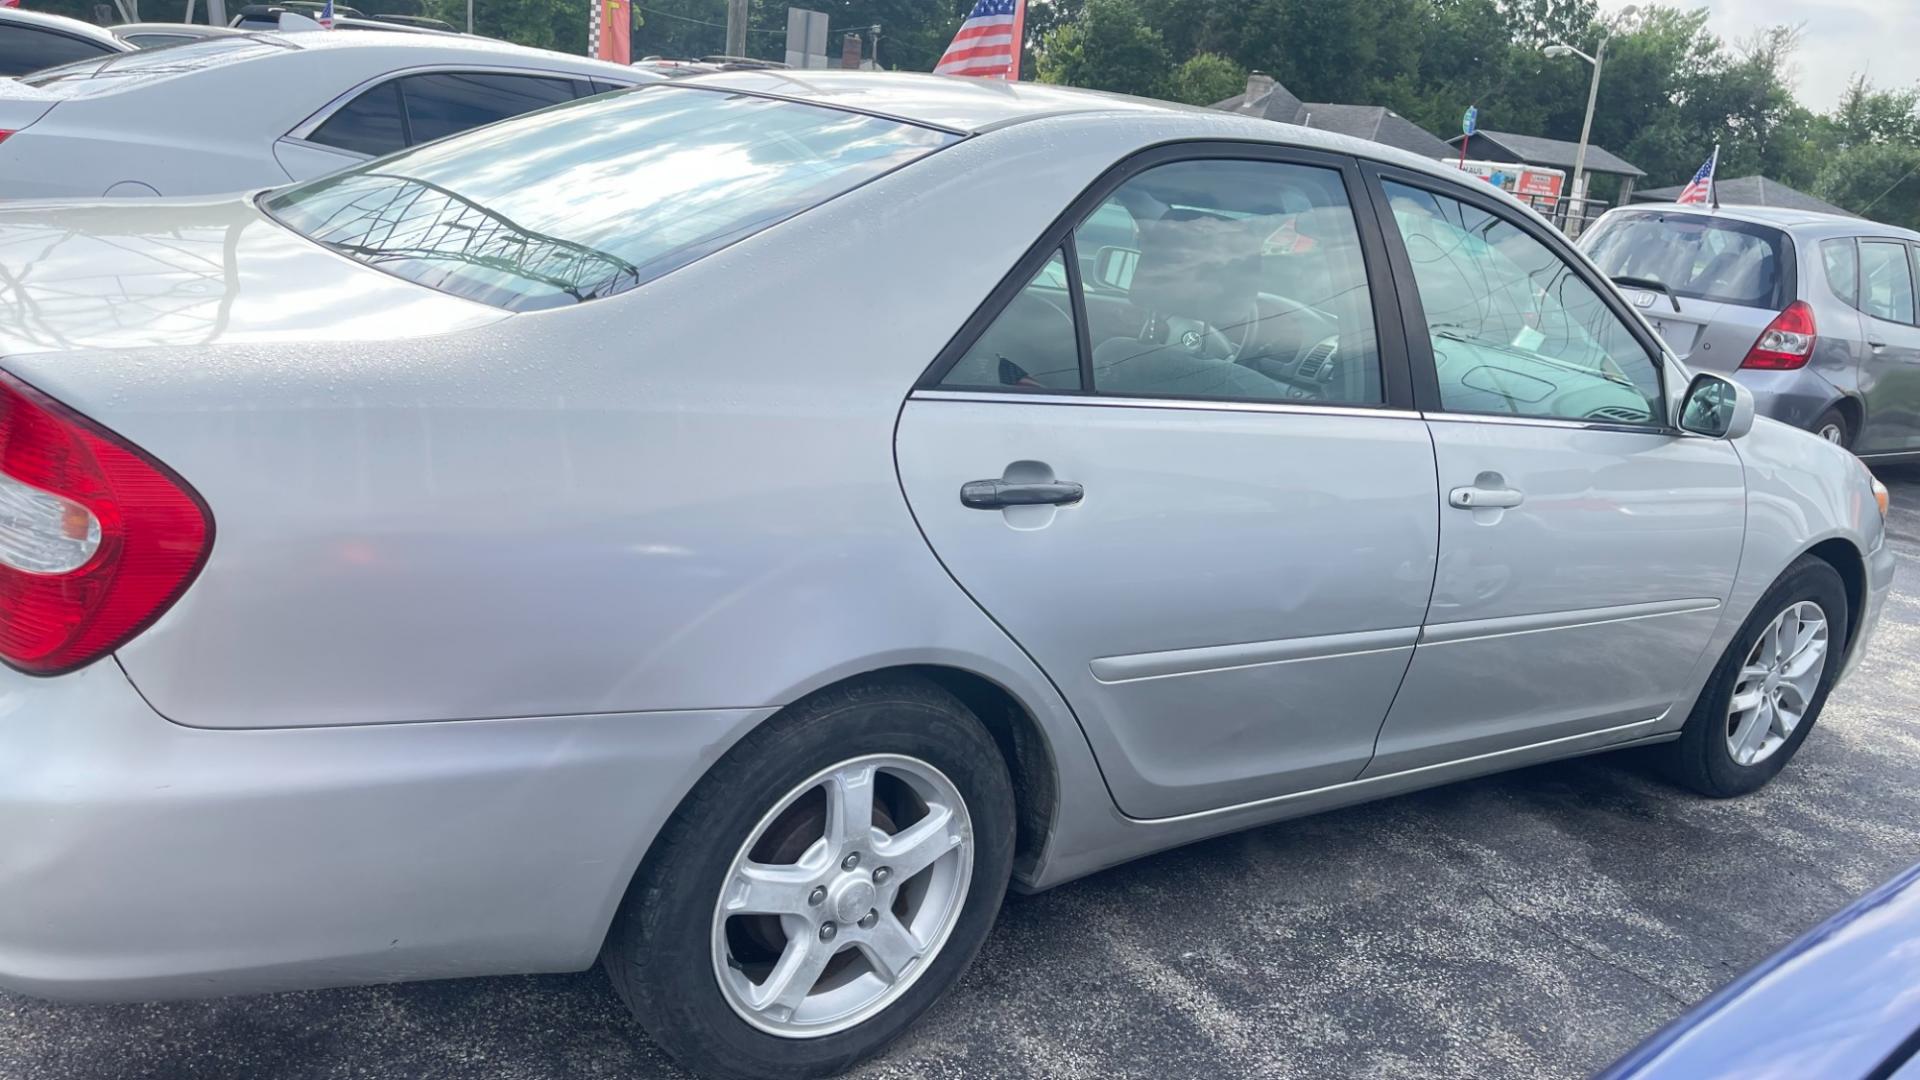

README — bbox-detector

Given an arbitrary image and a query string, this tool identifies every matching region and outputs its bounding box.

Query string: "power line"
[1859,157,1920,216]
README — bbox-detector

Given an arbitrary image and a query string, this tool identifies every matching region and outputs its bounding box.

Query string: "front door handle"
[960,479,1084,510]
[1869,340,1888,352]
[1448,485,1524,510]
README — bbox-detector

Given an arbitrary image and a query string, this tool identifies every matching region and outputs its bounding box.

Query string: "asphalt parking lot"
[7,469,1920,1080]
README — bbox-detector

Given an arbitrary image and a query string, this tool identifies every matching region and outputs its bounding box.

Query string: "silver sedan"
[0,71,1894,1080]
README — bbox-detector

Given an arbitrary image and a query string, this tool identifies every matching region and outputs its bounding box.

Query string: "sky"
[1597,0,1920,111]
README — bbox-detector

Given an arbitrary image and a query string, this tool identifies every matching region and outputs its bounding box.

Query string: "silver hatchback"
[1581,204,1920,456]
[0,72,1895,1080]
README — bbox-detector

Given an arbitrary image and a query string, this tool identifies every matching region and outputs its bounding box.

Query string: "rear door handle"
[1869,340,1888,352]
[960,479,1084,510]
[1448,486,1524,510]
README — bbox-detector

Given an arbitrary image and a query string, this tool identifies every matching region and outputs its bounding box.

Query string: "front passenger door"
[1363,172,1746,775]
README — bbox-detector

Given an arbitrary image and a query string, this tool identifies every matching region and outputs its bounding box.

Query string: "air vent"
[1298,342,1337,380]
[1586,405,1648,423]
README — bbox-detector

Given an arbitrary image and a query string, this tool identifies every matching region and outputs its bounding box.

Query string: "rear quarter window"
[1822,238,1859,305]
[1583,210,1790,309]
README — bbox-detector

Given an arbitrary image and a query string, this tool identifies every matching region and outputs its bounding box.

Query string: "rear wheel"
[1813,406,1852,448]
[605,676,1015,1080]
[1656,556,1848,797]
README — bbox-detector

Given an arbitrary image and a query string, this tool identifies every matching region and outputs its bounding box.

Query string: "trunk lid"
[0,80,58,139]
[0,193,509,357]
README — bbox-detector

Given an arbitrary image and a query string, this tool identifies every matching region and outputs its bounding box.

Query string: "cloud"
[1599,0,1920,109]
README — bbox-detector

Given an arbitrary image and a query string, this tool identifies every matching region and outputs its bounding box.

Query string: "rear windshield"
[22,34,288,97]
[1582,210,1790,308]
[263,84,957,311]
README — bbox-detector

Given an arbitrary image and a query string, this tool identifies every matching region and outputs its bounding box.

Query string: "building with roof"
[1443,129,1646,205]
[1633,175,1854,217]
[1213,73,1454,160]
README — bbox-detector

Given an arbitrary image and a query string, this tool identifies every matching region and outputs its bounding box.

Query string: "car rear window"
[263,84,958,311]
[1582,210,1789,309]
[21,33,289,97]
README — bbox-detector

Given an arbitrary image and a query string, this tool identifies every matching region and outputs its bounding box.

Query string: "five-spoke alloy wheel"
[604,676,1015,1080]
[711,754,974,1037]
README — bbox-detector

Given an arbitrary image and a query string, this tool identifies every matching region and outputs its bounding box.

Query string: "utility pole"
[725,0,748,57]
[466,0,473,34]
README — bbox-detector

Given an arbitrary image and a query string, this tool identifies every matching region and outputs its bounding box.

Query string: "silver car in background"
[0,72,1895,1080]
[1581,204,1920,456]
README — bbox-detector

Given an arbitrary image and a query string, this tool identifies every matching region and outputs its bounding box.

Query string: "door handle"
[1869,340,1888,352]
[960,479,1084,510]
[1448,486,1524,510]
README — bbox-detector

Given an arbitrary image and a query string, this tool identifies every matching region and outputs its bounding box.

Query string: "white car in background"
[0,31,657,198]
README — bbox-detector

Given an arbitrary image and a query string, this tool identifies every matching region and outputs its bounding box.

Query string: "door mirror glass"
[1093,245,1140,291]
[1678,372,1754,439]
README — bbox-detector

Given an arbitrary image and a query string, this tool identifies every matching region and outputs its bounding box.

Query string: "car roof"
[0,7,130,48]
[114,22,250,36]
[263,27,648,75]
[1607,202,1920,243]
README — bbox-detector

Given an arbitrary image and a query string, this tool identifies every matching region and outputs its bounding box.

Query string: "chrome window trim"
[1422,411,1685,437]
[908,388,1423,422]
[285,63,641,142]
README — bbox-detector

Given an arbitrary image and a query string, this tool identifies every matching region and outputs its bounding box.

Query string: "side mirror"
[1676,372,1754,439]
[1093,245,1140,291]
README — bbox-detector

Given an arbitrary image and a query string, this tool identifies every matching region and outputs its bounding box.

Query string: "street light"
[1545,5,1638,229]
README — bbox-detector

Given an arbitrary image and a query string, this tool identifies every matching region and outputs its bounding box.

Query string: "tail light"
[0,373,210,675]
[0,131,13,147]
[1740,301,1817,370]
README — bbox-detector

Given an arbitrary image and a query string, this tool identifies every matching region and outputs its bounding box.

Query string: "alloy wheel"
[710,754,974,1038]
[1726,600,1828,766]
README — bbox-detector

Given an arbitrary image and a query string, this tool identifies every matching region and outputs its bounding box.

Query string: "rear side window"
[941,248,1082,391]
[1822,238,1859,306]
[399,71,579,145]
[266,85,956,311]
[1583,210,1787,309]
[0,25,117,77]
[1860,240,1916,324]
[307,79,406,157]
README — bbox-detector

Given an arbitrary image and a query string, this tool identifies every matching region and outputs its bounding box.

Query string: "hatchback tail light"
[0,131,13,147]
[0,373,210,674]
[1740,301,1817,370]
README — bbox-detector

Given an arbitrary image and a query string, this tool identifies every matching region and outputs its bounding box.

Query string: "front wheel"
[1657,556,1848,797]
[605,676,1015,1080]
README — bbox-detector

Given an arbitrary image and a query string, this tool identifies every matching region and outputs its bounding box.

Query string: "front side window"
[1074,159,1383,405]
[1384,180,1661,425]
[265,85,956,311]
[1859,240,1915,324]
[1822,238,1859,306]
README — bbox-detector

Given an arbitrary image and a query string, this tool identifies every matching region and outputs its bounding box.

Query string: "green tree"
[1159,50,1244,105]
[1817,142,1920,231]
[1035,0,1168,97]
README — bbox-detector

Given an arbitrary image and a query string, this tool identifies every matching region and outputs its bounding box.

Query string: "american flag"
[316,0,335,27]
[935,0,1026,80]
[1676,147,1718,206]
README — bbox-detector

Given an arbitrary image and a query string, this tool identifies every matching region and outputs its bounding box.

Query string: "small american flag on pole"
[317,0,335,27]
[934,0,1026,80]
[1676,146,1718,206]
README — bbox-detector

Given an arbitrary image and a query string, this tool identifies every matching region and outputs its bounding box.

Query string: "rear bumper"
[1731,368,1842,431]
[0,661,766,1001]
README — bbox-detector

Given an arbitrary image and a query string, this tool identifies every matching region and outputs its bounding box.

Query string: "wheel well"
[1806,537,1866,653]
[893,665,1058,883]
[1831,396,1864,439]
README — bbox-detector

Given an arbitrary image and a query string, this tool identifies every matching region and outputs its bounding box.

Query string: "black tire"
[604,675,1016,1080]
[1812,406,1853,449]
[1657,555,1849,797]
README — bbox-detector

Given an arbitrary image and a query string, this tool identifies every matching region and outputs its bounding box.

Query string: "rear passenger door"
[1852,238,1920,453]
[1362,167,1746,774]
[279,69,599,180]
[896,145,1440,820]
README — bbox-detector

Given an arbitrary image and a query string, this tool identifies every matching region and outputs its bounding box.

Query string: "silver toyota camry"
[0,71,1895,1080]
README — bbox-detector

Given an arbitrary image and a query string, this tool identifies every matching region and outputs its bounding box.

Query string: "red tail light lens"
[0,373,210,675]
[1740,301,1817,370]
[0,131,13,147]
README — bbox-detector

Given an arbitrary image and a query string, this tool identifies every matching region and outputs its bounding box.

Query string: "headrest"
[1127,210,1264,329]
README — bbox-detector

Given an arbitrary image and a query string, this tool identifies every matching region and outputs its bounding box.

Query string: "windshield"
[263,84,957,311]
[1581,210,1789,308]
[22,34,289,96]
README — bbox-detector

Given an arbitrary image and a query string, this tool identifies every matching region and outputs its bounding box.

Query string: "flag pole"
[1709,144,1720,210]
